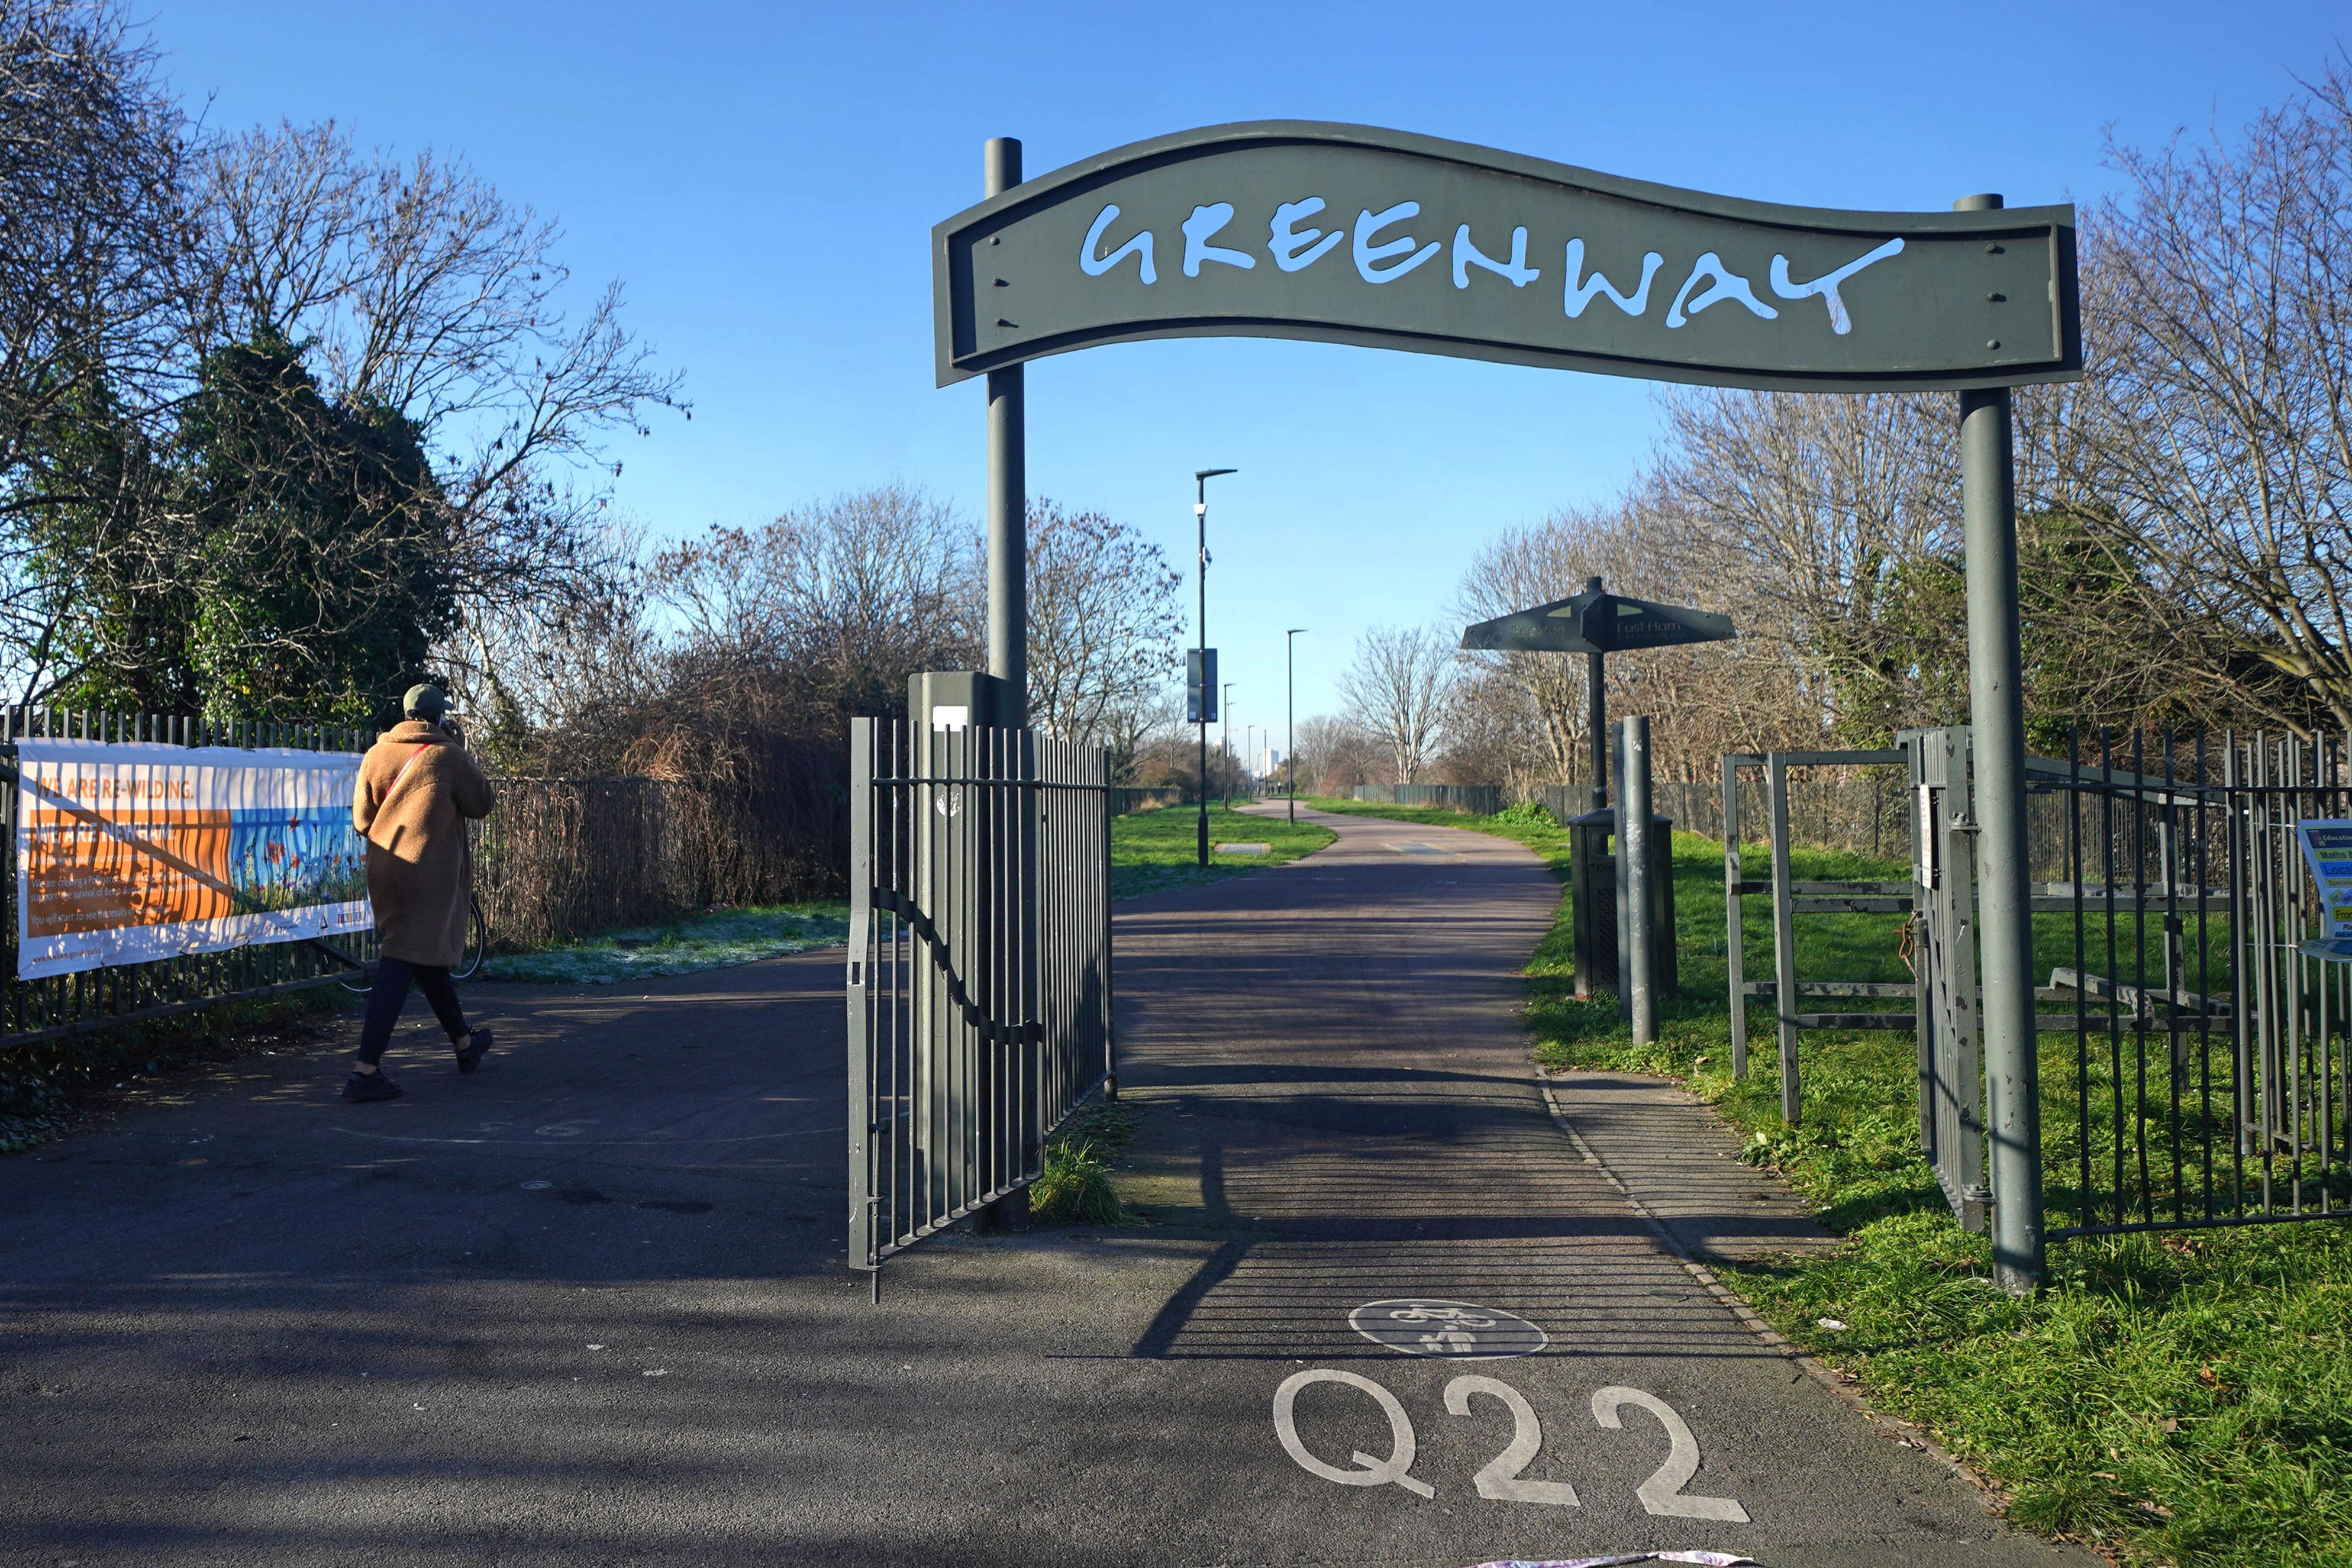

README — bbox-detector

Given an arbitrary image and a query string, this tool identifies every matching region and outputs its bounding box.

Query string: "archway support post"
[1957,193,2043,1295]
[985,137,1027,720]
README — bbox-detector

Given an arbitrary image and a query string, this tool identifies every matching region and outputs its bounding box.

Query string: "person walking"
[344,684,497,1102]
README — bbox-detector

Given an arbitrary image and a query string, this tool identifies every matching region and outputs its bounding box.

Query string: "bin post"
[1622,717,1656,1043]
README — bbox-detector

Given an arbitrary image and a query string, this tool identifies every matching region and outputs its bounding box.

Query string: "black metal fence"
[1111,785,1189,815]
[846,718,1113,1275]
[1736,726,2352,1243]
[1542,775,1911,856]
[1719,728,2352,1244]
[1351,782,1504,814]
[0,707,379,1046]
[2036,731,2349,1239]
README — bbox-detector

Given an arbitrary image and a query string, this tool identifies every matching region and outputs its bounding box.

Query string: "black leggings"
[358,957,472,1066]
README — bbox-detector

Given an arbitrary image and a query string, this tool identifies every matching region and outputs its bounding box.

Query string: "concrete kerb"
[1535,1073,2015,1522]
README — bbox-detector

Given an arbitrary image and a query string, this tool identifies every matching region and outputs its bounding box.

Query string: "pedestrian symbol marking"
[1348,1299,1547,1359]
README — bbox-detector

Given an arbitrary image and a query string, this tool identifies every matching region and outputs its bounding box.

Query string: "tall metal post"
[976,138,1034,1235]
[1957,192,2043,1293]
[1197,491,1209,865]
[984,138,1026,719]
[1193,468,1235,866]
[1286,628,1305,823]
[1586,576,1607,814]
[1766,753,1802,1126]
[1222,683,1235,805]
[1621,716,1656,1044]
[1723,751,1748,1080]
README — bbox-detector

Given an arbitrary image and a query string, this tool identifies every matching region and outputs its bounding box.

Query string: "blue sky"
[153,1,2341,734]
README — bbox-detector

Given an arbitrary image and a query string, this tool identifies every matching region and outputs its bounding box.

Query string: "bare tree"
[646,482,979,718]
[1024,499,1183,753]
[1650,387,1957,742]
[1339,624,1455,783]
[1438,659,1553,795]
[457,517,656,765]
[1290,713,1382,795]
[1451,507,1608,784]
[0,40,685,715]
[193,120,686,665]
[1096,682,1188,785]
[1448,488,1821,791]
[0,0,192,701]
[2068,59,2352,734]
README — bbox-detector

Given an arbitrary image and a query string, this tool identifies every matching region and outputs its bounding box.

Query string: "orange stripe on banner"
[22,804,235,935]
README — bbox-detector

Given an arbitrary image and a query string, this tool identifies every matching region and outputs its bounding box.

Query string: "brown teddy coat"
[353,721,496,967]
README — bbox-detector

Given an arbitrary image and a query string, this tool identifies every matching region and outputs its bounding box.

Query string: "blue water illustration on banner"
[225,807,367,913]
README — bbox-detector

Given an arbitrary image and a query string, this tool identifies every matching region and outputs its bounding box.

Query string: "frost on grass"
[479,904,849,986]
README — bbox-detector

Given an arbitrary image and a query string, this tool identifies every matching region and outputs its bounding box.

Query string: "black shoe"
[343,1070,401,1103]
[454,1029,493,1075]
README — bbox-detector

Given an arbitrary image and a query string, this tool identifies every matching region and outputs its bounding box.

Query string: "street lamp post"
[1194,468,1235,867]
[1221,683,1235,806]
[1286,628,1305,821]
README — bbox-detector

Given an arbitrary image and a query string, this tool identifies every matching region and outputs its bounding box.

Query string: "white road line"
[324,1124,846,1147]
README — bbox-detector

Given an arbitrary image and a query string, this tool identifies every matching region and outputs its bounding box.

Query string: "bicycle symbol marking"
[1386,1305,1496,1327]
[1347,1298,1544,1359]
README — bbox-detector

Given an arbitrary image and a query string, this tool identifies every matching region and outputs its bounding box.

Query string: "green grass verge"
[478,903,850,985]
[1304,796,2352,1567]
[1032,1096,1143,1226]
[1110,804,1335,899]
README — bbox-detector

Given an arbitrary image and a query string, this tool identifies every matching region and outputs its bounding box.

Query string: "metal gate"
[1905,725,2352,1242]
[1721,747,1912,1128]
[846,717,1113,1277]
[1906,729,1988,1230]
[2041,731,2348,1238]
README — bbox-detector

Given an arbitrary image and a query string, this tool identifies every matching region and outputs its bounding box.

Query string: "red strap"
[384,740,435,801]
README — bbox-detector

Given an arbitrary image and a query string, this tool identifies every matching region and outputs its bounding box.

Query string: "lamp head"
[1195,467,1238,482]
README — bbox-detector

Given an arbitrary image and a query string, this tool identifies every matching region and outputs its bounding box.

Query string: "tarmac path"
[0,805,2088,1567]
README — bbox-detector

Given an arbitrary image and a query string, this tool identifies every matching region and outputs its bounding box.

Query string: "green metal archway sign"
[933,121,2080,393]
[907,122,2074,1294]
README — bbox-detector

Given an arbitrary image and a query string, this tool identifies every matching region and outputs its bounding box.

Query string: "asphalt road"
[0,806,2089,1567]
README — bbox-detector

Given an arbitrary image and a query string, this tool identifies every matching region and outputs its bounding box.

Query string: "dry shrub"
[624,718,848,907]
[471,778,681,952]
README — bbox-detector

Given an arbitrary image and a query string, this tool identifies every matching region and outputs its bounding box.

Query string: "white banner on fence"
[12,738,372,980]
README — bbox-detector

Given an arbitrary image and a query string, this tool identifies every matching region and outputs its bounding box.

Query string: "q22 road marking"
[1273,1369,1748,1522]
[1273,1370,1436,1498]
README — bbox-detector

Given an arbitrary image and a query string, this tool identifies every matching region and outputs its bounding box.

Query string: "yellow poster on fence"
[12,739,372,980]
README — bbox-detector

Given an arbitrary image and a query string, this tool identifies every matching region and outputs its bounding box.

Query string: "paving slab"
[0,805,2089,1567]
[1538,1069,1838,1266]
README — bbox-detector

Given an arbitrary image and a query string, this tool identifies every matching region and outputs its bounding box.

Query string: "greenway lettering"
[935,121,2082,392]
[1084,196,1899,335]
